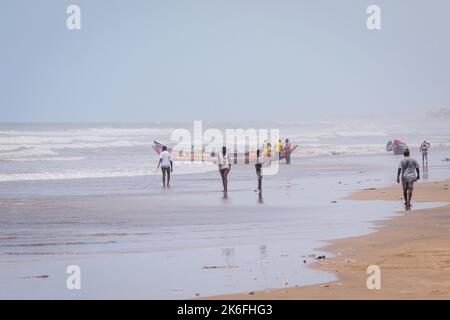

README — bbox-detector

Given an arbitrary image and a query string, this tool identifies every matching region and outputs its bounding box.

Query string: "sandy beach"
[211,179,450,299]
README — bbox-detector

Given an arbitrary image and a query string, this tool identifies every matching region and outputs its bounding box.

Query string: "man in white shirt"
[397,149,420,210]
[217,146,231,193]
[157,146,173,188]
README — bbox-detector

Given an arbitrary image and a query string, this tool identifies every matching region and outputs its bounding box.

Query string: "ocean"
[1,121,449,298]
[1,120,449,187]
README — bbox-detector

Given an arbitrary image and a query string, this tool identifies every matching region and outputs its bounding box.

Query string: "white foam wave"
[0,141,150,160]
[2,157,85,162]
[0,127,172,155]
[0,162,216,182]
[294,143,386,157]
[0,147,58,160]
[0,127,174,138]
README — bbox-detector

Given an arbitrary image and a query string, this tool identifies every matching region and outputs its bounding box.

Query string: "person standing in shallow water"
[397,149,420,210]
[275,139,283,160]
[284,138,292,164]
[255,149,263,194]
[420,140,430,166]
[218,146,231,193]
[157,146,173,188]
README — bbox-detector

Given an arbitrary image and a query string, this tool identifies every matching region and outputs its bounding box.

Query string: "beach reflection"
[259,245,269,288]
[257,192,263,204]
[423,164,429,180]
[222,247,236,289]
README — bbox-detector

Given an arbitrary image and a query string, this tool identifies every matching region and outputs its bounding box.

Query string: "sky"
[1,0,450,122]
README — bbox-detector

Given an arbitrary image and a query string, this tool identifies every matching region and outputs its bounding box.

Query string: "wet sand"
[211,179,450,299]
[2,155,449,299]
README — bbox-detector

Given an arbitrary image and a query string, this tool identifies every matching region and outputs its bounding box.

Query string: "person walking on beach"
[255,149,263,194]
[420,140,430,166]
[157,146,173,188]
[397,149,420,210]
[218,146,231,193]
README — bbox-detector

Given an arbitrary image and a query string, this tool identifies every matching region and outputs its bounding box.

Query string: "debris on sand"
[315,255,326,260]
[22,275,49,279]
[202,265,238,269]
[344,259,355,263]
[248,291,255,295]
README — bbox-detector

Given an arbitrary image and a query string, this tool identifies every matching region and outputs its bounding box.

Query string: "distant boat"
[386,139,408,155]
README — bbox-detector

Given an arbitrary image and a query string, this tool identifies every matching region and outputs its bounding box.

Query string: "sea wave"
[294,143,387,157]
[0,127,171,155]
[0,141,150,161]
[2,156,86,162]
[0,162,216,182]
[0,127,174,138]
[0,147,58,159]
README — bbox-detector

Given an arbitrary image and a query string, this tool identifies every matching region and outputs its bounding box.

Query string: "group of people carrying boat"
[156,138,432,210]
[156,139,296,194]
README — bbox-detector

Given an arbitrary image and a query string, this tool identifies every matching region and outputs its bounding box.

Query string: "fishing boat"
[386,138,408,155]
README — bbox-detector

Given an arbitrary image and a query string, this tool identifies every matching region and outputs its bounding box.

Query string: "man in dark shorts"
[255,149,263,194]
[157,146,173,188]
[218,146,231,193]
[397,149,420,210]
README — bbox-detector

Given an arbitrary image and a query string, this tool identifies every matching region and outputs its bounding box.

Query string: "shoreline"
[208,179,450,299]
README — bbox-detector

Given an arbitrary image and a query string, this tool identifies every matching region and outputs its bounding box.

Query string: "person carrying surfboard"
[157,146,173,188]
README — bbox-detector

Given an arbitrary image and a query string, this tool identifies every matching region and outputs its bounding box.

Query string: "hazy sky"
[1,0,450,122]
